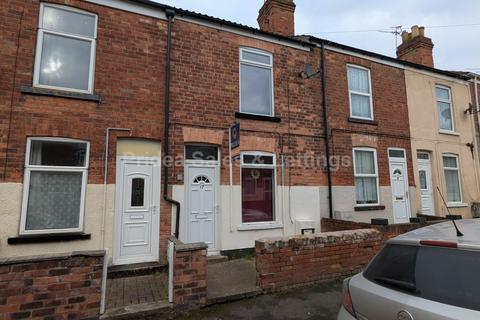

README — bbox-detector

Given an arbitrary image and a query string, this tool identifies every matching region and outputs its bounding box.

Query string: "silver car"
[338,219,480,320]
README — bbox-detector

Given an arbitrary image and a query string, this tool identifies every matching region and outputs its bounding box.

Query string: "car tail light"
[420,240,458,248]
[342,278,356,318]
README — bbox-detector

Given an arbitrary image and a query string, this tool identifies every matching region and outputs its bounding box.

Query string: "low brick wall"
[0,250,104,319]
[255,229,383,291]
[170,237,207,308]
[321,218,444,240]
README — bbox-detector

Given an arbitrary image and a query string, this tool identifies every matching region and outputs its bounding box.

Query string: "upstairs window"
[240,48,274,116]
[21,138,89,234]
[436,86,454,132]
[347,65,373,120]
[443,155,462,203]
[34,4,97,93]
[353,148,379,205]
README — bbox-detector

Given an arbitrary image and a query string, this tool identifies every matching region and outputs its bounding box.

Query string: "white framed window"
[239,48,274,116]
[436,85,455,132]
[240,152,276,224]
[442,154,462,203]
[347,65,373,120]
[20,137,89,235]
[353,148,379,205]
[34,3,97,93]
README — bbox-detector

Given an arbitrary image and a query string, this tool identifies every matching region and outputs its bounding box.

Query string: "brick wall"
[255,229,383,291]
[168,18,326,188]
[325,49,414,187]
[0,251,104,320]
[170,237,207,308]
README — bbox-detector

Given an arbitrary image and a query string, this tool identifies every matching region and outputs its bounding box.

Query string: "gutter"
[163,8,181,239]
[304,35,470,82]
[320,42,334,219]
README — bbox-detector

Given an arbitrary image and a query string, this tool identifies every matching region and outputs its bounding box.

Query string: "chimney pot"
[411,25,420,37]
[396,25,434,68]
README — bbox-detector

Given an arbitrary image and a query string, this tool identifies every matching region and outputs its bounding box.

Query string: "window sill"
[235,112,281,123]
[8,233,91,245]
[237,223,283,231]
[447,203,468,208]
[348,117,378,125]
[354,205,386,211]
[21,85,101,102]
[439,130,460,136]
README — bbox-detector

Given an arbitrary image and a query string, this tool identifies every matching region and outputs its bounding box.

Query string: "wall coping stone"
[256,229,382,251]
[0,250,105,266]
[168,236,208,252]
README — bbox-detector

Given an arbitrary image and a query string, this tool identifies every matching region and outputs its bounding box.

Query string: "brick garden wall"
[0,251,104,320]
[255,229,383,291]
[320,217,444,240]
[170,237,207,308]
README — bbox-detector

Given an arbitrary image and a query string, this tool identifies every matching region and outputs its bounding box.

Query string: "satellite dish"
[300,63,319,79]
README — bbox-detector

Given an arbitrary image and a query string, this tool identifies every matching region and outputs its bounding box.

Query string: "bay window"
[20,138,89,234]
[241,152,275,223]
[240,48,274,116]
[347,65,373,120]
[34,3,97,93]
[436,86,454,132]
[353,148,379,205]
[443,155,462,203]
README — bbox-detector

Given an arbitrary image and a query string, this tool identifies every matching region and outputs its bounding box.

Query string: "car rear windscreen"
[364,244,480,311]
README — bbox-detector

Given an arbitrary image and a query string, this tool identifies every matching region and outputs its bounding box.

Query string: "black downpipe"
[321,42,334,219]
[163,9,181,238]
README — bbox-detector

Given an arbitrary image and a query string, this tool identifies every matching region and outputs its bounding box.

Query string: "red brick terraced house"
[0,0,476,267]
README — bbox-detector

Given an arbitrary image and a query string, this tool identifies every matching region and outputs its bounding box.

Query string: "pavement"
[176,280,343,320]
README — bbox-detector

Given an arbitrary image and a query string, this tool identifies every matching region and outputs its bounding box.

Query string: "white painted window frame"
[239,47,275,117]
[20,137,90,235]
[435,85,456,134]
[239,151,279,228]
[347,64,374,121]
[353,147,380,206]
[33,3,98,94]
[442,153,463,205]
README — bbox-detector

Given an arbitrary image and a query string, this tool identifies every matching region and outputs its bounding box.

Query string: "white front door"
[388,149,411,223]
[417,153,434,215]
[114,157,160,265]
[186,166,216,251]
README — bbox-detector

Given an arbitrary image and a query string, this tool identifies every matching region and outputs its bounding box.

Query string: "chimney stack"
[396,25,434,68]
[258,0,296,37]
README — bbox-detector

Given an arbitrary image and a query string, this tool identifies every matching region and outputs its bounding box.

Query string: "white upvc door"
[113,157,160,265]
[418,157,434,215]
[389,150,411,224]
[186,165,217,253]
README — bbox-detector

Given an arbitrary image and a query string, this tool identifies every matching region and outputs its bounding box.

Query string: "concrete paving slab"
[207,258,260,303]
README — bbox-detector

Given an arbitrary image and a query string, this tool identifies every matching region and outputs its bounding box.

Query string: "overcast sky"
[157,0,480,71]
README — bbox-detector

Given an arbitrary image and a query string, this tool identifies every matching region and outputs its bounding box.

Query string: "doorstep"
[107,262,167,279]
[207,255,228,265]
[101,301,173,320]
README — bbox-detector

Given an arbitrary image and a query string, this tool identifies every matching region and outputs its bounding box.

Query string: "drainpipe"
[163,8,181,239]
[320,42,334,219]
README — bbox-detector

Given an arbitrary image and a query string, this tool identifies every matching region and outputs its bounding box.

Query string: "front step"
[101,301,173,320]
[207,255,228,265]
[107,262,167,279]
